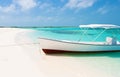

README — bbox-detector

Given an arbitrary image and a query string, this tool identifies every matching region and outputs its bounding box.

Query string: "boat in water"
[39,24,120,54]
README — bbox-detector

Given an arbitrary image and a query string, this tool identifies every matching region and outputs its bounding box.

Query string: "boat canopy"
[79,24,120,29]
[78,24,120,42]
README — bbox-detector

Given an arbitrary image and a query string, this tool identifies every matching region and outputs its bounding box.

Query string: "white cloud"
[97,6,108,14]
[64,0,96,10]
[38,2,58,13]
[0,4,16,13]
[14,0,37,11]
[0,0,37,13]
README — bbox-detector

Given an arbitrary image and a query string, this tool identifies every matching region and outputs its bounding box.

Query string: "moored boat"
[39,24,120,54]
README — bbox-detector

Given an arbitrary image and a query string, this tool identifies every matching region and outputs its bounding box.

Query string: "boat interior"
[77,37,120,45]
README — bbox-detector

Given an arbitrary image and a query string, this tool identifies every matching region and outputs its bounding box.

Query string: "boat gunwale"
[39,37,120,46]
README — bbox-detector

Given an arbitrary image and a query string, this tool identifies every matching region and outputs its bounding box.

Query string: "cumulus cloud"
[14,0,37,11]
[38,2,59,13]
[0,0,37,13]
[64,0,96,10]
[0,4,16,13]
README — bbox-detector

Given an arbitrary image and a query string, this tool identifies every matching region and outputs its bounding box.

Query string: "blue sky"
[0,0,120,27]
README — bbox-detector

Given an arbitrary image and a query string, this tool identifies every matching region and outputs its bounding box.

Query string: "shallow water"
[27,27,120,77]
[29,27,120,42]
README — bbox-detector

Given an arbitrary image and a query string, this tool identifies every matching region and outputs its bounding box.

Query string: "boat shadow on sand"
[44,51,120,58]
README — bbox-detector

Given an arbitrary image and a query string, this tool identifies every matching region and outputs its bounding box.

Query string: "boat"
[39,24,120,54]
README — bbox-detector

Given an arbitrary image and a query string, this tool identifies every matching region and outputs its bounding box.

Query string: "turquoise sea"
[29,27,120,42]
[27,27,120,77]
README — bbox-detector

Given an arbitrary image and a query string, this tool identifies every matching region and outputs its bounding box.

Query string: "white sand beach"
[0,28,44,77]
[0,28,120,77]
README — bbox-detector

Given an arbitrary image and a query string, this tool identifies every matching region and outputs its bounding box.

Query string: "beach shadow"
[45,51,120,58]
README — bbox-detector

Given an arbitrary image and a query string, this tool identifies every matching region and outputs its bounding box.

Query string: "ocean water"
[27,27,120,77]
[29,27,120,42]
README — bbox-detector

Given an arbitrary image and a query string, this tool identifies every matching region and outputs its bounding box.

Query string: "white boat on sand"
[39,24,120,54]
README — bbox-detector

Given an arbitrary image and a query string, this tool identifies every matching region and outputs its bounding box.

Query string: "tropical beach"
[0,0,120,77]
[0,28,120,77]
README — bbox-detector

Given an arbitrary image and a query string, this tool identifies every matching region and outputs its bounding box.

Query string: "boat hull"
[39,38,120,54]
[42,49,120,54]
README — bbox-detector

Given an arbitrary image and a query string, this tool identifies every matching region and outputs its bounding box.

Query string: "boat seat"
[106,37,117,45]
